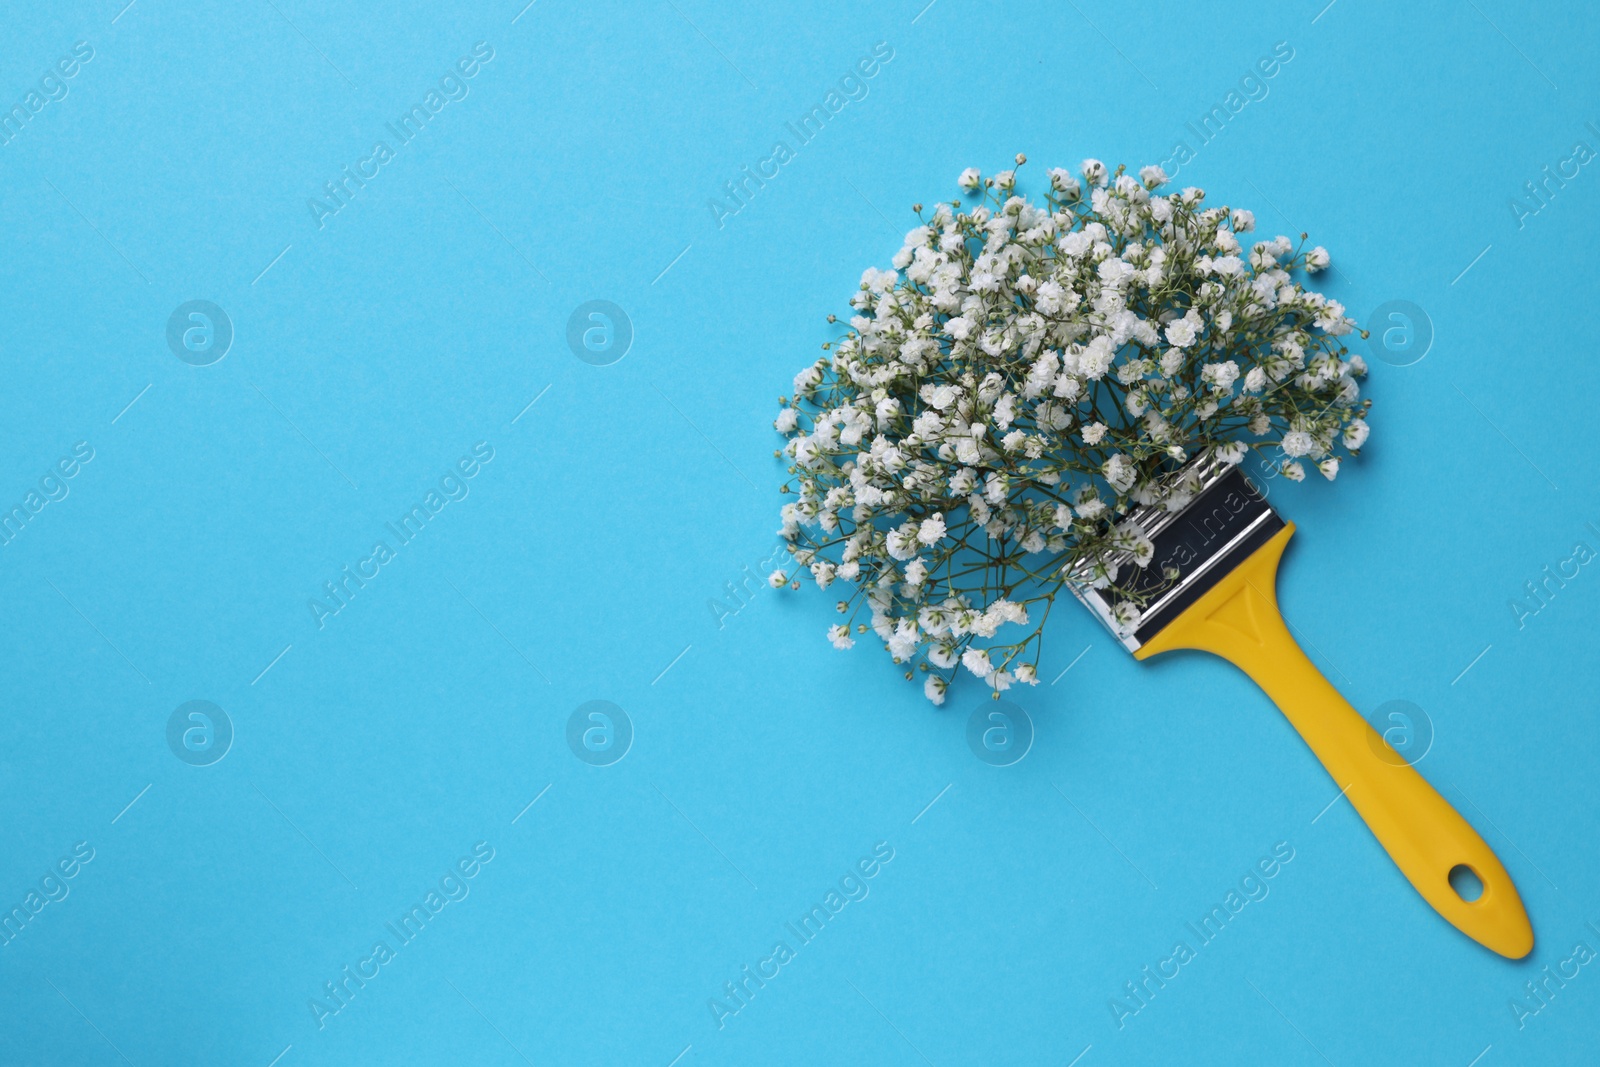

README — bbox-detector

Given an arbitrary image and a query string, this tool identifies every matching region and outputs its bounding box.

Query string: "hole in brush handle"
[1449,863,1486,902]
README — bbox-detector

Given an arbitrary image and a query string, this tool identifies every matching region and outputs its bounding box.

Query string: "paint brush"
[1070,456,1533,958]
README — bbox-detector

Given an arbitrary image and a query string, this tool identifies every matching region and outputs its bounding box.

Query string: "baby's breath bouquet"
[771,158,1371,704]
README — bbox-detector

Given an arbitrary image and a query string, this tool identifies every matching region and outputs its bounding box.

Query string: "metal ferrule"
[1067,460,1285,652]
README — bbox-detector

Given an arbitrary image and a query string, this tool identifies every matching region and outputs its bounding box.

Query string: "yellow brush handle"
[1135,523,1533,958]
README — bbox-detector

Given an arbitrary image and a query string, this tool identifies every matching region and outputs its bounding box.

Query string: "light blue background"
[1,0,1597,1063]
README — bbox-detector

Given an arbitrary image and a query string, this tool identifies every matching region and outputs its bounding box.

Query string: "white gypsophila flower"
[793,365,822,394]
[961,647,994,679]
[1164,310,1202,348]
[1306,246,1329,272]
[768,569,787,588]
[1049,167,1080,197]
[1202,360,1240,393]
[773,158,1368,704]
[1343,418,1369,450]
[887,619,920,661]
[1104,454,1137,492]
[1281,430,1314,457]
[828,623,855,649]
